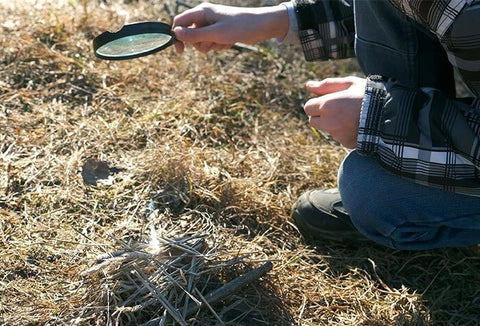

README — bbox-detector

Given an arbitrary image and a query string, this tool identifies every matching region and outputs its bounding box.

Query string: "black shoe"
[292,189,367,242]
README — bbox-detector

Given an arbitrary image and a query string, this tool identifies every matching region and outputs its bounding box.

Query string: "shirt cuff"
[279,1,300,45]
[356,75,388,155]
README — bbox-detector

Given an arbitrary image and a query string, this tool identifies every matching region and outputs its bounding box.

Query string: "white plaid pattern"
[293,0,480,196]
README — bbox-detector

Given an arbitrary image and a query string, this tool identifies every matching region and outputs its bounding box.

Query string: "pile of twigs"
[78,220,273,325]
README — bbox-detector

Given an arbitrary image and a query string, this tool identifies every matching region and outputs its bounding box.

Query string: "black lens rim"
[93,21,174,60]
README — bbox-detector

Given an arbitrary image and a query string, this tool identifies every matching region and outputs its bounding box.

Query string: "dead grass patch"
[1,0,480,325]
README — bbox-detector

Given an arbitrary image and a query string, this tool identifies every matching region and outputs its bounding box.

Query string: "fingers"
[302,77,365,148]
[305,94,349,145]
[310,114,358,148]
[308,116,331,134]
[173,3,223,45]
[174,41,185,54]
[173,21,233,54]
[172,4,209,29]
[172,25,218,53]
[303,94,334,117]
[303,91,350,130]
[172,3,237,54]
[306,77,356,96]
[174,25,213,44]
[193,41,214,53]
[173,23,231,49]
[172,5,208,55]
[303,76,365,124]
[175,40,231,54]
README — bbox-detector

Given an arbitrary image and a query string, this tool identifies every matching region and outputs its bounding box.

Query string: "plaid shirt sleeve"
[357,1,480,196]
[292,0,355,61]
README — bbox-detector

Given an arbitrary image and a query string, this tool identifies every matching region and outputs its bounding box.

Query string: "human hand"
[303,77,366,148]
[172,3,288,54]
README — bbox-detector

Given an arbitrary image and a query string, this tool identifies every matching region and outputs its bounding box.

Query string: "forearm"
[172,3,289,48]
[246,5,289,42]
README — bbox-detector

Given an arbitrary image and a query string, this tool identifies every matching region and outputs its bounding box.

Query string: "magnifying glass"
[93,22,175,60]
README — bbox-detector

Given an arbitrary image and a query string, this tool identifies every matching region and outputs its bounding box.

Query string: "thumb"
[172,7,207,29]
[306,78,354,96]
[173,25,222,44]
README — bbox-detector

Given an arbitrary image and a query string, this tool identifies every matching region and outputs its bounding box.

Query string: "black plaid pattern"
[358,77,480,196]
[293,0,480,196]
[295,0,355,61]
[299,29,325,61]
[390,0,467,37]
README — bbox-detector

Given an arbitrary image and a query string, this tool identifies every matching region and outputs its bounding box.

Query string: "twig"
[174,0,197,14]
[182,257,199,318]
[185,261,273,317]
[133,265,188,326]
[141,261,273,326]
[164,3,175,21]
[194,287,225,325]
[368,258,393,293]
[96,249,126,262]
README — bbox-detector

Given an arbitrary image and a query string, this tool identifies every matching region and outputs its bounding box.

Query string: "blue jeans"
[334,0,480,249]
[338,151,480,250]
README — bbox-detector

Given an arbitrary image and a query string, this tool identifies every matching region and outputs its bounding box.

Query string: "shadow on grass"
[197,268,294,325]
[307,239,480,325]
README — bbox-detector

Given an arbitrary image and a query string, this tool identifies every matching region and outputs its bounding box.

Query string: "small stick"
[194,287,225,325]
[141,261,273,325]
[175,1,194,14]
[95,249,126,262]
[164,3,175,21]
[185,261,273,317]
[133,266,188,326]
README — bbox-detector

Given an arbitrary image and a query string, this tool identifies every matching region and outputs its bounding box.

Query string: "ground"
[1,0,480,325]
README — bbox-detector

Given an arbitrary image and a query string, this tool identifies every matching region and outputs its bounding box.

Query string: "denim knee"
[338,151,480,250]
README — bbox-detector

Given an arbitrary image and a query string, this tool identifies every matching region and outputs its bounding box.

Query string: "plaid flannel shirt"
[290,0,480,196]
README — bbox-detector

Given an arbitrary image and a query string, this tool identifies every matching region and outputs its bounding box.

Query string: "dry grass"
[1,0,480,325]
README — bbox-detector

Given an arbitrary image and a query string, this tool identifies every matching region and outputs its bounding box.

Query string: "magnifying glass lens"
[93,22,174,60]
[96,33,172,58]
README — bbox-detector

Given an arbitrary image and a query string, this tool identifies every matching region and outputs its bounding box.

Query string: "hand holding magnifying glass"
[92,3,288,60]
